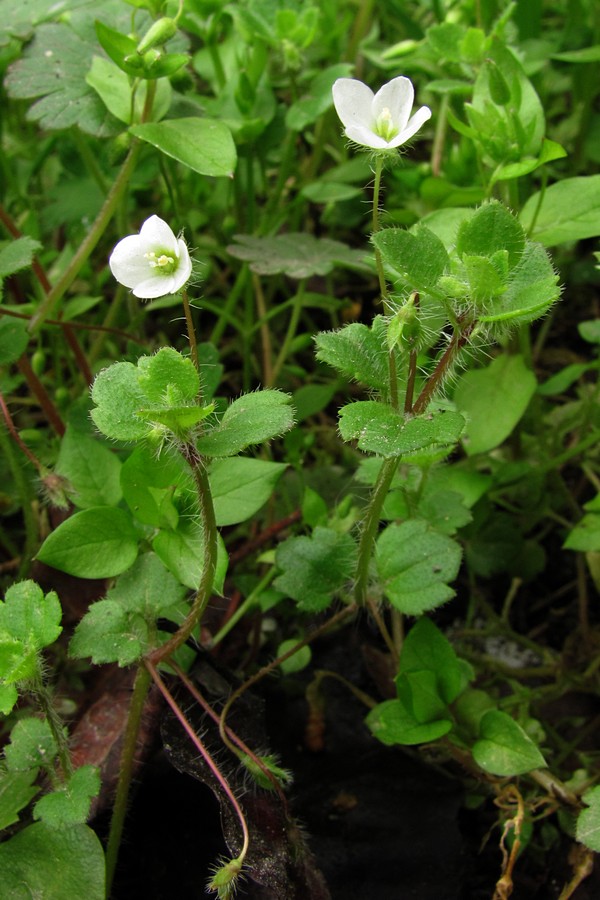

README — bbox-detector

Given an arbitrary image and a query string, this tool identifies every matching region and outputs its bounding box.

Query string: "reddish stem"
[0,391,44,471]
[16,355,65,437]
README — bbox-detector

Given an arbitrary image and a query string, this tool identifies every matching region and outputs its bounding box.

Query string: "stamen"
[375,106,398,142]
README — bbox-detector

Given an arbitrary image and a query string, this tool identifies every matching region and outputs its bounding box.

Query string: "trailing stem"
[146,659,250,864]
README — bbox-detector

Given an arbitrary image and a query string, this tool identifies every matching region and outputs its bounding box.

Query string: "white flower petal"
[109,215,192,299]
[139,215,179,253]
[388,105,432,148]
[109,235,151,288]
[173,238,192,282]
[372,76,414,134]
[332,78,375,131]
[132,276,175,299]
[344,124,390,150]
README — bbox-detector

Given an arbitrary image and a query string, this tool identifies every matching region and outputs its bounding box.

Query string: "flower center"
[144,250,177,275]
[375,107,398,142]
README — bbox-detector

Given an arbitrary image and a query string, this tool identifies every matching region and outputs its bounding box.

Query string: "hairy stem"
[105,666,152,896]
[372,156,399,409]
[354,457,399,606]
[147,443,217,665]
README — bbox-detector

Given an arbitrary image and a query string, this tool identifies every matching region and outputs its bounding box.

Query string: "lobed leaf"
[196,390,295,457]
[339,401,464,458]
[377,520,462,615]
[275,527,357,612]
[0,823,105,900]
[227,232,370,279]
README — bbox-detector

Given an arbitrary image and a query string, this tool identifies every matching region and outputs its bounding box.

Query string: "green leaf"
[372,225,449,293]
[0,769,39,830]
[277,639,311,675]
[456,200,525,268]
[520,175,600,246]
[454,354,537,455]
[552,46,600,63]
[153,527,228,593]
[477,243,560,324]
[0,318,29,365]
[398,617,469,704]
[292,383,338,421]
[37,507,139,578]
[0,0,78,46]
[4,23,121,137]
[94,19,189,79]
[0,823,105,900]
[472,710,546,775]
[107,552,186,617]
[0,580,62,653]
[0,683,18,715]
[130,118,237,178]
[91,349,203,442]
[138,347,199,403]
[121,445,190,529]
[227,233,369,278]
[86,56,172,125]
[564,514,600,552]
[196,390,295,457]
[56,426,122,509]
[579,320,600,345]
[366,698,452,746]
[0,236,42,279]
[492,138,567,183]
[4,718,57,773]
[315,318,389,393]
[576,786,600,852]
[396,669,449,724]
[210,458,287,526]
[91,361,150,441]
[34,766,100,827]
[0,639,37,684]
[70,600,148,666]
[274,527,357,612]
[85,54,132,124]
[377,520,462,615]
[339,402,464,458]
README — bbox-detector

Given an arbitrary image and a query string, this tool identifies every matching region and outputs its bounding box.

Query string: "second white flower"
[332,76,432,151]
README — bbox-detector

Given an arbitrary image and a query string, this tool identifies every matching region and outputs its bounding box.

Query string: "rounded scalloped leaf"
[0,581,62,651]
[91,361,148,441]
[0,823,105,900]
[137,347,199,404]
[377,520,462,614]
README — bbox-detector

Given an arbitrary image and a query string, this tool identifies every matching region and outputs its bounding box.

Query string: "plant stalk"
[105,665,152,896]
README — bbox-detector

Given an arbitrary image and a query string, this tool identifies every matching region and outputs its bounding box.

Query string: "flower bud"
[136,17,177,55]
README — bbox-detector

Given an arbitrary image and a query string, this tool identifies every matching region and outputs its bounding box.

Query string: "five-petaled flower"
[332,76,431,151]
[109,215,192,299]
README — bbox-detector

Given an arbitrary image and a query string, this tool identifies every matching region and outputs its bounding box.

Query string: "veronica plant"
[271,76,561,793]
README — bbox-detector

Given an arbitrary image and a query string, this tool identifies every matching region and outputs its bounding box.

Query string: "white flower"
[332,76,431,151]
[109,215,192,299]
